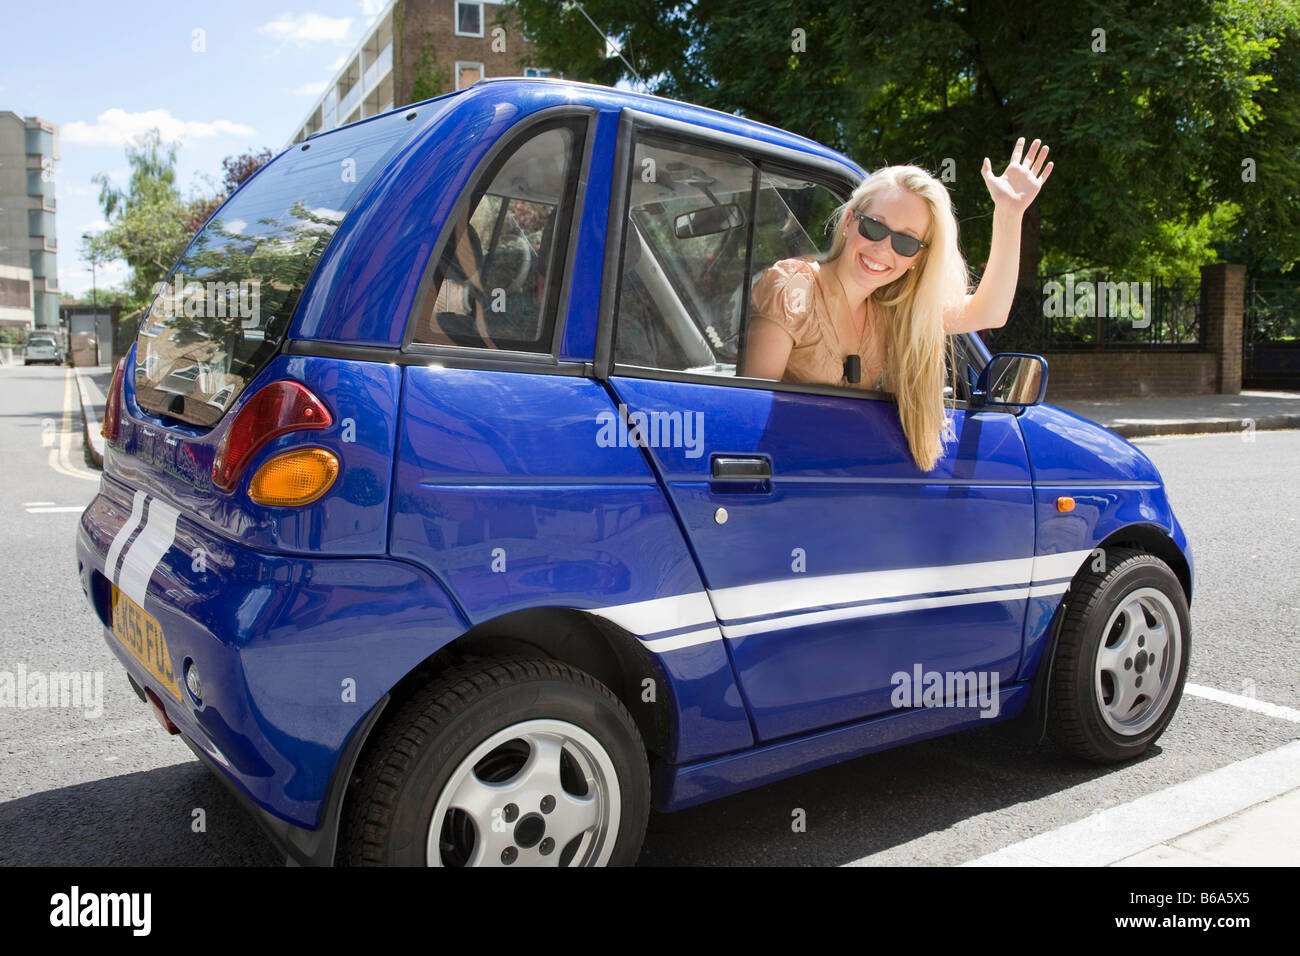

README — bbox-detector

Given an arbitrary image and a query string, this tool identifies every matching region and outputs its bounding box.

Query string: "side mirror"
[675,202,745,239]
[971,352,1048,409]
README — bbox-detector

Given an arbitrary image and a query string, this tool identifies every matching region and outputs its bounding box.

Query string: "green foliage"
[0,327,28,347]
[506,0,1300,275]
[88,132,278,315]
[410,42,449,102]
[91,128,191,310]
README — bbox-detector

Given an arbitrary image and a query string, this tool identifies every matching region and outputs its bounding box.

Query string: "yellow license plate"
[111,585,182,701]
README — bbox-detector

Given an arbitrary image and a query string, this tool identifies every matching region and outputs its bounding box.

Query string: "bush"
[0,327,29,348]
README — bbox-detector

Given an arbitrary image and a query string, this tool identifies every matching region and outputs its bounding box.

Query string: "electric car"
[76,78,1192,867]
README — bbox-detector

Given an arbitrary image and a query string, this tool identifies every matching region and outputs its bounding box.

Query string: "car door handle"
[711,456,772,480]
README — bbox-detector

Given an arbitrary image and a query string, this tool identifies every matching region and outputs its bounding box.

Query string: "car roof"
[306,77,865,180]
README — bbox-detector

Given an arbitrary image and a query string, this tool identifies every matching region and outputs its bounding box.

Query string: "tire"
[342,657,650,867]
[1048,548,1191,763]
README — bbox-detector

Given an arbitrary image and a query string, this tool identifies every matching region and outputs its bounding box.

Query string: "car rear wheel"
[342,657,650,866]
[1048,548,1190,762]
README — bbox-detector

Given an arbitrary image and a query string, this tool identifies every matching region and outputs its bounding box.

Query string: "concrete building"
[288,0,553,145]
[0,264,35,330]
[0,112,59,330]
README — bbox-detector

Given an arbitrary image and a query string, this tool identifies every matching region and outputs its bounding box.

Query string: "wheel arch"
[1095,522,1192,603]
[365,607,674,765]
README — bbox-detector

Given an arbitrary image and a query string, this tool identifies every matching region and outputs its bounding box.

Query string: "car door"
[600,115,1037,742]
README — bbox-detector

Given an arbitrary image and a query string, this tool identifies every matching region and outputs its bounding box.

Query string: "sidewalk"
[1055,390,1300,438]
[72,364,112,469]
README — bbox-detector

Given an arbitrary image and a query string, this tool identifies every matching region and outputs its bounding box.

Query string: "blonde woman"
[742,137,1054,471]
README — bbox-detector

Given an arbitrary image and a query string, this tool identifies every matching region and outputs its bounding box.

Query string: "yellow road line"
[49,369,101,484]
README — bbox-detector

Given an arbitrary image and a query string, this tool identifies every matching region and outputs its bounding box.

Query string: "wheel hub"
[1094,587,1182,736]
[426,719,621,867]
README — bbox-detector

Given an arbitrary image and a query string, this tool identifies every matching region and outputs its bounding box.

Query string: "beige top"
[748,257,889,392]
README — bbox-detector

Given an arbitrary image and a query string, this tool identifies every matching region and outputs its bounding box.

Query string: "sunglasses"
[852,213,927,258]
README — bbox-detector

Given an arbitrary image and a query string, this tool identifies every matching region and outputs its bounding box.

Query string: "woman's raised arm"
[944,137,1054,336]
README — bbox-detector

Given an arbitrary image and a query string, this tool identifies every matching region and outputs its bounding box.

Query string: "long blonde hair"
[818,166,969,471]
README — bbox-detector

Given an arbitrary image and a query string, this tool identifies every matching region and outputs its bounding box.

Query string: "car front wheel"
[342,657,650,866]
[1048,548,1191,762]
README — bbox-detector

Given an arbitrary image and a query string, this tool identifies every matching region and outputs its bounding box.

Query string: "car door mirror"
[971,353,1048,409]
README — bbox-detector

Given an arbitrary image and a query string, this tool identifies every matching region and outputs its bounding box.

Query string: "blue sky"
[3,0,391,297]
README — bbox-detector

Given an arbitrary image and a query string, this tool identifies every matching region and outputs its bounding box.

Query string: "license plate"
[111,585,182,701]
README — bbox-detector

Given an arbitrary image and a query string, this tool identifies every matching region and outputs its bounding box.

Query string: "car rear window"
[133,110,420,427]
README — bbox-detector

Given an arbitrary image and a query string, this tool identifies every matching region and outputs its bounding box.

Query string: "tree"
[507,0,1300,278]
[221,148,273,194]
[91,128,191,309]
[91,135,279,311]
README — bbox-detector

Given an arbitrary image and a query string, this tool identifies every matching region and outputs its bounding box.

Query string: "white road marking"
[950,741,1300,867]
[1184,682,1300,723]
[23,501,55,506]
[25,506,85,513]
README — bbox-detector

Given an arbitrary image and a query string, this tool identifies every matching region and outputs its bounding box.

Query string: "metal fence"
[982,273,1202,354]
[1243,276,1300,387]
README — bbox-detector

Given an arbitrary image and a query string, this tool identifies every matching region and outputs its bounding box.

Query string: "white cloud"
[62,109,256,147]
[330,54,348,70]
[292,80,329,96]
[59,260,130,294]
[78,219,113,234]
[360,0,387,15]
[258,12,353,44]
[57,180,97,198]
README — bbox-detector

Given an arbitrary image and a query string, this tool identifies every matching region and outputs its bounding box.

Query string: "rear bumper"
[77,473,469,832]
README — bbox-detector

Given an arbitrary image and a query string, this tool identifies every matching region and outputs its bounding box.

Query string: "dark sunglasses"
[853,213,927,258]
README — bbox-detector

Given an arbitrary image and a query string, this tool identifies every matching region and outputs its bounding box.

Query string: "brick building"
[288,0,554,146]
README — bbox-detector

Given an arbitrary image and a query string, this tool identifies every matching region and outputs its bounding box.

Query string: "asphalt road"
[0,364,1295,866]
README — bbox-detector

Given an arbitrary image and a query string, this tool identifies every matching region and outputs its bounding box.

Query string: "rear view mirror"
[972,353,1048,408]
[674,203,745,239]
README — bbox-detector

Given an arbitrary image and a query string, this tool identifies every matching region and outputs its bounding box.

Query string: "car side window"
[410,118,585,352]
[614,134,757,374]
[612,133,845,379]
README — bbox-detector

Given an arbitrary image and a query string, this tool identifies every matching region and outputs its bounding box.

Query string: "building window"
[523,68,553,78]
[455,61,484,89]
[455,2,483,37]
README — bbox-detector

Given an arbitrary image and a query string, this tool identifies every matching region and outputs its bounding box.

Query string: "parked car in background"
[24,332,62,365]
[76,78,1193,867]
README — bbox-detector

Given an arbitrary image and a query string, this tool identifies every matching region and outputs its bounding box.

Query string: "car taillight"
[102,357,126,443]
[212,381,332,493]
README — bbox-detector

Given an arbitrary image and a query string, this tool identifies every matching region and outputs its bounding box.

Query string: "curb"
[1104,413,1300,439]
[73,368,106,470]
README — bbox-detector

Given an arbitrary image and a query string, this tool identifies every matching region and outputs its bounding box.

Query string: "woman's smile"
[859,252,892,274]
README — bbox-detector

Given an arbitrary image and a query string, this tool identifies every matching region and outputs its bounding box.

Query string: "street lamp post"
[82,233,99,366]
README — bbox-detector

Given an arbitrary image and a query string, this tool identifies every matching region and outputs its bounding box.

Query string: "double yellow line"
[50,369,101,484]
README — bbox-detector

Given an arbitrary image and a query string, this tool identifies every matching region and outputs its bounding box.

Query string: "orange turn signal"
[1056,496,1076,512]
[248,448,339,506]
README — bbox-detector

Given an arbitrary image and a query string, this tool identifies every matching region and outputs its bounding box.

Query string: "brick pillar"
[1200,263,1246,394]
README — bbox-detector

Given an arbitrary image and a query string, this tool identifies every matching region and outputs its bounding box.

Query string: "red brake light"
[211,381,332,493]
[102,357,127,443]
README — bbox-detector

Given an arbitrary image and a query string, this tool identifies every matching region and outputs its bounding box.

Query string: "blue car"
[76,78,1193,867]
